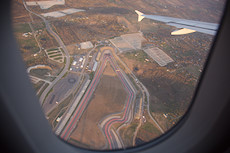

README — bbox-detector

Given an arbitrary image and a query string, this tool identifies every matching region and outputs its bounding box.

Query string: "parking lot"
[42,72,79,114]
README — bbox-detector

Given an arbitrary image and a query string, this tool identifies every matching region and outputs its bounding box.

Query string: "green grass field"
[49,54,62,58]
[47,51,61,55]
[47,48,59,52]
[54,57,63,60]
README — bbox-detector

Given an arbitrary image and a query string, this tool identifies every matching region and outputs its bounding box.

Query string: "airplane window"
[11,0,226,150]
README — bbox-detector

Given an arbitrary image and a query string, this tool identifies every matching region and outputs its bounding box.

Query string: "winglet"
[135,10,145,22]
[171,28,196,35]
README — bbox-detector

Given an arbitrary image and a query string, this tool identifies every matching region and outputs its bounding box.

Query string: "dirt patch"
[66,44,91,55]
[117,16,138,33]
[102,64,116,77]
[119,121,138,148]
[69,63,128,149]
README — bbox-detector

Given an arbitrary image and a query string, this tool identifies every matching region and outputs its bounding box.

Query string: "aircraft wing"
[135,10,219,35]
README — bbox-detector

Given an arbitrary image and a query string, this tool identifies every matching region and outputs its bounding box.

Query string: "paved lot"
[42,72,79,114]
[110,33,146,52]
[144,47,174,66]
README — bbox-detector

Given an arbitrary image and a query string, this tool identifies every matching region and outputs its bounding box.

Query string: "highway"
[22,1,70,105]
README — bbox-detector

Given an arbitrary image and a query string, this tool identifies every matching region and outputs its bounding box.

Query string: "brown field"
[38,29,59,49]
[11,0,224,53]
[66,44,92,55]
[13,22,63,75]
[12,0,225,24]
[11,0,30,23]
[26,0,225,24]
[69,63,128,149]
[11,0,46,23]
[119,121,139,148]
[13,23,40,56]
[51,14,128,45]
[65,0,121,8]
[117,16,138,33]
[119,55,194,131]
[136,110,162,144]
[120,0,225,23]
[119,109,162,148]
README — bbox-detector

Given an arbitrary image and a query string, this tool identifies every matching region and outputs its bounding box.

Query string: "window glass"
[11,0,226,150]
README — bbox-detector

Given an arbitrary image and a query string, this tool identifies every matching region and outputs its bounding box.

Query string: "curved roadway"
[22,2,163,149]
[60,52,136,149]
[22,1,70,105]
[101,55,136,149]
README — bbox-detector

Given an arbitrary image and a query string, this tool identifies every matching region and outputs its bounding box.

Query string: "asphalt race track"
[60,52,136,149]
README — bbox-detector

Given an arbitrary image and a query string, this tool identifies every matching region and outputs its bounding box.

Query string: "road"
[22,1,70,105]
